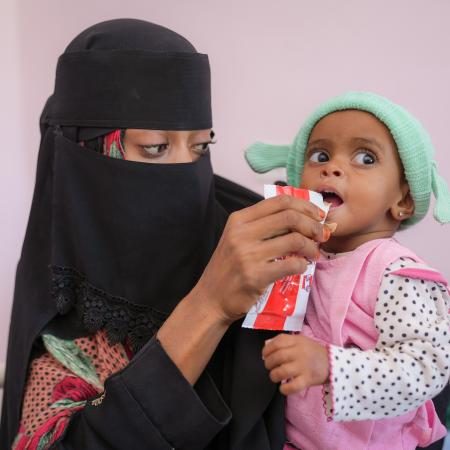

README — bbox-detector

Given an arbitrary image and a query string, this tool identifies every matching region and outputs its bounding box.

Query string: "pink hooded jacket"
[285,238,447,450]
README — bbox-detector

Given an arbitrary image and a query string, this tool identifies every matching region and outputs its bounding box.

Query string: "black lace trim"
[50,265,168,352]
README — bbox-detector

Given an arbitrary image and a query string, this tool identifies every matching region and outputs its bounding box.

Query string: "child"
[245,92,450,449]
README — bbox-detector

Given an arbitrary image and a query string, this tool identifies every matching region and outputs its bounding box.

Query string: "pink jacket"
[285,238,447,450]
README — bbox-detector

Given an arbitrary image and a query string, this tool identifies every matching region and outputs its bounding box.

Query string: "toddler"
[246,92,450,449]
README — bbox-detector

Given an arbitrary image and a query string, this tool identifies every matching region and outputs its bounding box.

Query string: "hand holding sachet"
[243,185,330,332]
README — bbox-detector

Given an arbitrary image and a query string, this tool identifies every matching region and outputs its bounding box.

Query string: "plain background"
[2,0,450,367]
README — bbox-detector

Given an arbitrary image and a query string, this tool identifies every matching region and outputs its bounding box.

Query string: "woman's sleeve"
[323,259,450,422]
[14,336,231,450]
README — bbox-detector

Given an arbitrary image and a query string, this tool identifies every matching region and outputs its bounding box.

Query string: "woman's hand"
[192,194,329,324]
[157,195,329,385]
[262,333,330,395]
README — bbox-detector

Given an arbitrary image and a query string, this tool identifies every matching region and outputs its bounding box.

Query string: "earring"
[398,212,404,218]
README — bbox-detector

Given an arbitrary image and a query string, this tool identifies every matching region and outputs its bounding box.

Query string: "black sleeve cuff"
[119,337,231,449]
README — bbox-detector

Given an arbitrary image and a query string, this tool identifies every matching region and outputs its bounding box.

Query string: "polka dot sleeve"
[327,259,450,422]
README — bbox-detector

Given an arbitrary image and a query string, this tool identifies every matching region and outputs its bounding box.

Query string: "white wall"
[1,0,31,365]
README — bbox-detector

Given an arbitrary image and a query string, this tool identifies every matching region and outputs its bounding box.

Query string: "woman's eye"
[141,144,169,157]
[193,142,212,154]
[309,150,329,163]
[353,151,376,165]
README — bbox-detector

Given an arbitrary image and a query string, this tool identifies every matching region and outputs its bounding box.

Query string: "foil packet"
[242,184,329,332]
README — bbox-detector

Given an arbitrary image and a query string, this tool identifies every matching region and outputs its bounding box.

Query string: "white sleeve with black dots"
[327,258,450,422]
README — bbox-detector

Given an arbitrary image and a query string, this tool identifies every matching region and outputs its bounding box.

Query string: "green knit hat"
[245,91,450,227]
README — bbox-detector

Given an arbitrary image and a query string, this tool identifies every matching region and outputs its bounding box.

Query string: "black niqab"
[0,19,283,449]
[51,19,211,130]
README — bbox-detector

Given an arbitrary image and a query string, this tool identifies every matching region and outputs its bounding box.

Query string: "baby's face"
[300,110,410,252]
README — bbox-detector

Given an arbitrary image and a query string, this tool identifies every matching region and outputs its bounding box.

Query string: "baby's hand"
[262,333,329,395]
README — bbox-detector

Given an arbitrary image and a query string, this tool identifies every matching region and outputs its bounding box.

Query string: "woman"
[0,19,326,449]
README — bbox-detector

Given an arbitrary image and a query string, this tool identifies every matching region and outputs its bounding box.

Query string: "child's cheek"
[299,166,315,189]
[299,174,308,189]
[299,177,312,190]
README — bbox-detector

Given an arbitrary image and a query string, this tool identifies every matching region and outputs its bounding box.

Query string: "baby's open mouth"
[320,190,344,208]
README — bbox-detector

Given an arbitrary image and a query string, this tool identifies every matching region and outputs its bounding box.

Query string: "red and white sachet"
[242,185,329,332]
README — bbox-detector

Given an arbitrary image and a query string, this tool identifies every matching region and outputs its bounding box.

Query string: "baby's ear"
[390,184,415,222]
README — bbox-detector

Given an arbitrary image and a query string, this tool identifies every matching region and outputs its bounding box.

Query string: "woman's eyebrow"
[192,131,214,141]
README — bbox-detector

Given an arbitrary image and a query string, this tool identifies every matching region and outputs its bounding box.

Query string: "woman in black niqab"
[0,19,288,450]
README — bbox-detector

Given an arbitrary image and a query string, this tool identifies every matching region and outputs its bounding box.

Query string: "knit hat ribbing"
[245,92,450,227]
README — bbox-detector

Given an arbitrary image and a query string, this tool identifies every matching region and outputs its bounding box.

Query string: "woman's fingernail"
[318,208,326,219]
[315,248,321,260]
[324,222,338,233]
[323,226,331,241]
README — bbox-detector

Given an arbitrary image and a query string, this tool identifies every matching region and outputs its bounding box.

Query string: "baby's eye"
[353,151,376,165]
[141,144,169,157]
[309,150,329,163]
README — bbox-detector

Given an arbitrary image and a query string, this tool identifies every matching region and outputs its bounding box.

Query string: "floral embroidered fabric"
[13,330,129,449]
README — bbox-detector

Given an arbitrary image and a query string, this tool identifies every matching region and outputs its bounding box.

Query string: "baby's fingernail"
[265,339,273,345]
[324,222,338,233]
